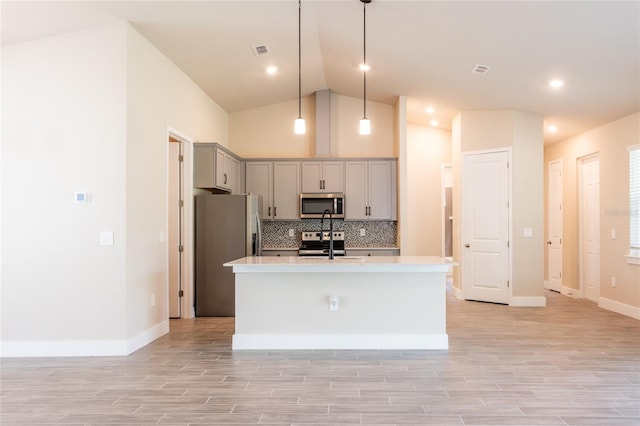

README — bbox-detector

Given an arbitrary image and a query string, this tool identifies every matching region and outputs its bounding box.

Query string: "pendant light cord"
[362,0,367,119]
[298,0,302,119]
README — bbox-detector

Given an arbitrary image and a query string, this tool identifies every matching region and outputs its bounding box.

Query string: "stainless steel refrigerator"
[195,194,262,316]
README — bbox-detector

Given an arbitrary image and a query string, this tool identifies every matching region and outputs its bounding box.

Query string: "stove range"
[298,231,345,256]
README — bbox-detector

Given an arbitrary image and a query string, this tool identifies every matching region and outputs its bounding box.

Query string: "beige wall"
[124,25,228,341]
[1,23,129,353]
[544,112,640,313]
[229,97,315,158]
[401,124,452,255]
[452,110,545,304]
[1,22,229,356]
[229,93,395,158]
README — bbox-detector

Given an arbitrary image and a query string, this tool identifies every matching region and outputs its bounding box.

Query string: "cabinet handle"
[223,173,227,184]
[268,206,271,217]
[274,206,277,217]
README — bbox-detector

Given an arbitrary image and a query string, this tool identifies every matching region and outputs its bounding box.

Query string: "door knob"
[464,243,470,248]
[547,241,552,245]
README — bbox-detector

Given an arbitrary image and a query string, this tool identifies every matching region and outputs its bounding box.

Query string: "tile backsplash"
[262,219,397,248]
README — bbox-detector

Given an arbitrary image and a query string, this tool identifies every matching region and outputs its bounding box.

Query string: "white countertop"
[224,255,454,273]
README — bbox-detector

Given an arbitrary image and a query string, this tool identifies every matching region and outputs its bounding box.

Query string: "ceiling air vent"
[470,64,491,75]
[252,44,270,56]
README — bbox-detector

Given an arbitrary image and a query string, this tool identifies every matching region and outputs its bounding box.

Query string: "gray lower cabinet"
[346,248,400,257]
[262,249,298,257]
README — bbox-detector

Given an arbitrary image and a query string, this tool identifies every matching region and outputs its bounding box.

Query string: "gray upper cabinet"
[301,161,344,193]
[245,161,300,220]
[245,161,273,219]
[193,144,215,188]
[272,162,300,220]
[345,160,397,220]
[194,143,241,193]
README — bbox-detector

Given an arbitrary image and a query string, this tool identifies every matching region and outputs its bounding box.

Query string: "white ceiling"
[2,1,639,145]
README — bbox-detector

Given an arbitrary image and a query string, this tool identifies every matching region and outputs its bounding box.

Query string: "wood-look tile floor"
[2,285,639,425]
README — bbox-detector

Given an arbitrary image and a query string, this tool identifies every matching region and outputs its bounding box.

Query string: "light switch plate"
[99,231,114,246]
[523,227,533,238]
[360,228,366,237]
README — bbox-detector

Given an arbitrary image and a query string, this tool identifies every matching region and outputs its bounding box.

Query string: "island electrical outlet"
[329,295,339,311]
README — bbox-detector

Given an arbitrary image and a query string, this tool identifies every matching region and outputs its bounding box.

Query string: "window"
[628,145,640,264]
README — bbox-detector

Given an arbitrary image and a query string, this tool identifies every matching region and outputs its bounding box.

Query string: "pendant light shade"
[359,118,371,135]
[294,117,306,134]
[359,0,372,135]
[294,0,306,135]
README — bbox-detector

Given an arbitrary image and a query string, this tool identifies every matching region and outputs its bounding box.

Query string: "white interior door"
[581,155,600,302]
[462,151,510,304]
[546,159,563,292]
[168,139,183,318]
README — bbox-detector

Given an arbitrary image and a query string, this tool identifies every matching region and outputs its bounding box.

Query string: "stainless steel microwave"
[299,193,345,219]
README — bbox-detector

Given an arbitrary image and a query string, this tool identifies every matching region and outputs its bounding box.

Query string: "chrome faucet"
[321,209,334,259]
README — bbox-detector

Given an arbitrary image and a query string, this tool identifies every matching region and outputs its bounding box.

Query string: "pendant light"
[294,0,306,134]
[359,0,372,135]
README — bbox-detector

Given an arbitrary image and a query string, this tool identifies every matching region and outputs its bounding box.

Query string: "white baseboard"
[232,333,449,350]
[561,286,581,298]
[127,320,170,354]
[599,297,640,320]
[0,320,169,358]
[451,286,463,300]
[510,296,547,307]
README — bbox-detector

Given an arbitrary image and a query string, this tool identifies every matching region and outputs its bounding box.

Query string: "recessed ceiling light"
[266,66,278,75]
[549,79,564,88]
[430,120,439,127]
[547,125,558,133]
[425,106,435,114]
[359,63,370,72]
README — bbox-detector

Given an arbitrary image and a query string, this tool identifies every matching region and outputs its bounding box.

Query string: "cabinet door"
[246,162,273,219]
[193,145,215,188]
[215,149,233,191]
[273,162,300,220]
[322,161,344,193]
[368,161,392,220]
[301,162,323,192]
[345,161,369,220]
[228,156,240,194]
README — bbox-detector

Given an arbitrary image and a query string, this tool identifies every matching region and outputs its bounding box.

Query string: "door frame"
[460,147,513,304]
[167,127,195,319]
[578,152,600,301]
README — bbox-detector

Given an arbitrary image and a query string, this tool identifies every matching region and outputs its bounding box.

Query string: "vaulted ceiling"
[3,1,639,144]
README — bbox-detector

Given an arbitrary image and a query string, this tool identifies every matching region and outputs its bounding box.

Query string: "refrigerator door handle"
[255,212,263,256]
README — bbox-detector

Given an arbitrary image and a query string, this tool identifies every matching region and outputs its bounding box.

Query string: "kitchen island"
[223,256,453,350]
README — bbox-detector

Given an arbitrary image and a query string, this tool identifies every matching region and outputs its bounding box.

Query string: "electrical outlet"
[329,295,339,311]
[611,276,616,287]
[611,229,616,240]
[360,228,366,237]
[151,293,156,307]
[288,228,295,237]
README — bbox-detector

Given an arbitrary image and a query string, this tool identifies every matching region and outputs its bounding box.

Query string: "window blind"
[631,146,640,250]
